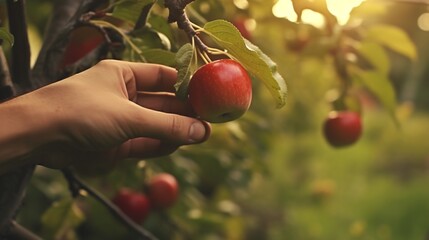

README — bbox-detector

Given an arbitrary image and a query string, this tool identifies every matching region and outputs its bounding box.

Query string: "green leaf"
[203,20,287,108]
[175,43,196,99]
[350,1,387,18]
[41,198,84,240]
[357,41,390,74]
[112,0,155,25]
[148,14,174,43]
[0,27,14,47]
[142,48,176,67]
[366,24,417,60]
[350,67,398,124]
[131,29,171,50]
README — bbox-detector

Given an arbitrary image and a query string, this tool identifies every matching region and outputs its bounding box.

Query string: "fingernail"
[189,121,206,143]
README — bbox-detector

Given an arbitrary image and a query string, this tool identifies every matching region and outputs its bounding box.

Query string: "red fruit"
[188,59,252,123]
[287,36,310,52]
[60,26,105,68]
[323,111,362,147]
[232,18,252,40]
[112,188,151,223]
[148,173,179,209]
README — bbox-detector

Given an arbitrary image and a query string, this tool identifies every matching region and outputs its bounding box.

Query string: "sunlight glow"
[272,0,365,27]
[417,13,429,31]
[327,0,365,25]
[233,0,249,10]
[302,9,325,28]
[272,0,297,21]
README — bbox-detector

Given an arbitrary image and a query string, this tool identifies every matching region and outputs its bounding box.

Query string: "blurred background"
[6,0,429,239]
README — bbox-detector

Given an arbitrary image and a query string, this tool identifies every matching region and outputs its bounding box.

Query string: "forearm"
[0,92,62,174]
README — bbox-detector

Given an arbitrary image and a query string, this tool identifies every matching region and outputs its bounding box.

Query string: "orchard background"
[1,0,429,239]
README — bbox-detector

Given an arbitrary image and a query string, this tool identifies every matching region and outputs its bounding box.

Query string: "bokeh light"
[326,0,365,25]
[273,0,365,27]
[417,12,429,31]
[272,0,297,21]
[233,0,249,10]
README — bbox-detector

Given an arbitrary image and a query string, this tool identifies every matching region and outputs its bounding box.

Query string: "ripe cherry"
[188,59,252,123]
[323,111,362,147]
[148,173,179,209]
[112,188,151,223]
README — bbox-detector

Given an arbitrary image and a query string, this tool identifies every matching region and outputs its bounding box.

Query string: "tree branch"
[164,0,208,53]
[62,169,158,240]
[0,165,35,232]
[6,0,32,92]
[0,47,15,101]
[0,0,36,234]
[1,0,105,233]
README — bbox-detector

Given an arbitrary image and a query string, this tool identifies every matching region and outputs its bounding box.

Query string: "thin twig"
[134,2,156,31]
[61,169,158,240]
[176,12,208,53]
[2,221,43,240]
[164,0,208,54]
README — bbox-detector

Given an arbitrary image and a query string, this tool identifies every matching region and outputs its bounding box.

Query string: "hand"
[19,60,210,172]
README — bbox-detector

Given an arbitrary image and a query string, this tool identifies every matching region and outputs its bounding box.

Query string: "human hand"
[30,60,210,172]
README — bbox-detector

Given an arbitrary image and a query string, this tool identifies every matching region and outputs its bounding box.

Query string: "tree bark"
[0,47,15,101]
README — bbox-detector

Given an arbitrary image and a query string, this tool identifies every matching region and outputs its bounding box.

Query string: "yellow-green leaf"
[41,198,84,240]
[350,67,398,124]
[142,48,176,67]
[112,0,155,25]
[350,1,387,18]
[175,43,196,99]
[357,41,390,74]
[203,20,287,108]
[0,27,14,47]
[366,24,417,60]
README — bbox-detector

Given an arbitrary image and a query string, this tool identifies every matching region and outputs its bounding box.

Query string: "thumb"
[129,106,211,144]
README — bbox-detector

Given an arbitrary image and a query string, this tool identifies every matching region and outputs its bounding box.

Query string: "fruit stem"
[198,50,212,64]
[206,46,234,59]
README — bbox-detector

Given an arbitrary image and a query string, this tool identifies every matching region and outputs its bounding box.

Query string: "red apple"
[60,26,105,68]
[148,173,179,209]
[323,111,362,147]
[112,188,151,223]
[188,59,252,123]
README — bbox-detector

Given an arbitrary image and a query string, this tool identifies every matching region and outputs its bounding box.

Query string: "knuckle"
[97,59,117,67]
[96,60,122,74]
[170,115,185,137]
[95,59,132,82]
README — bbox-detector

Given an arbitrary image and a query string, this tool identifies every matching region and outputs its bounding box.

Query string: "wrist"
[0,90,64,173]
